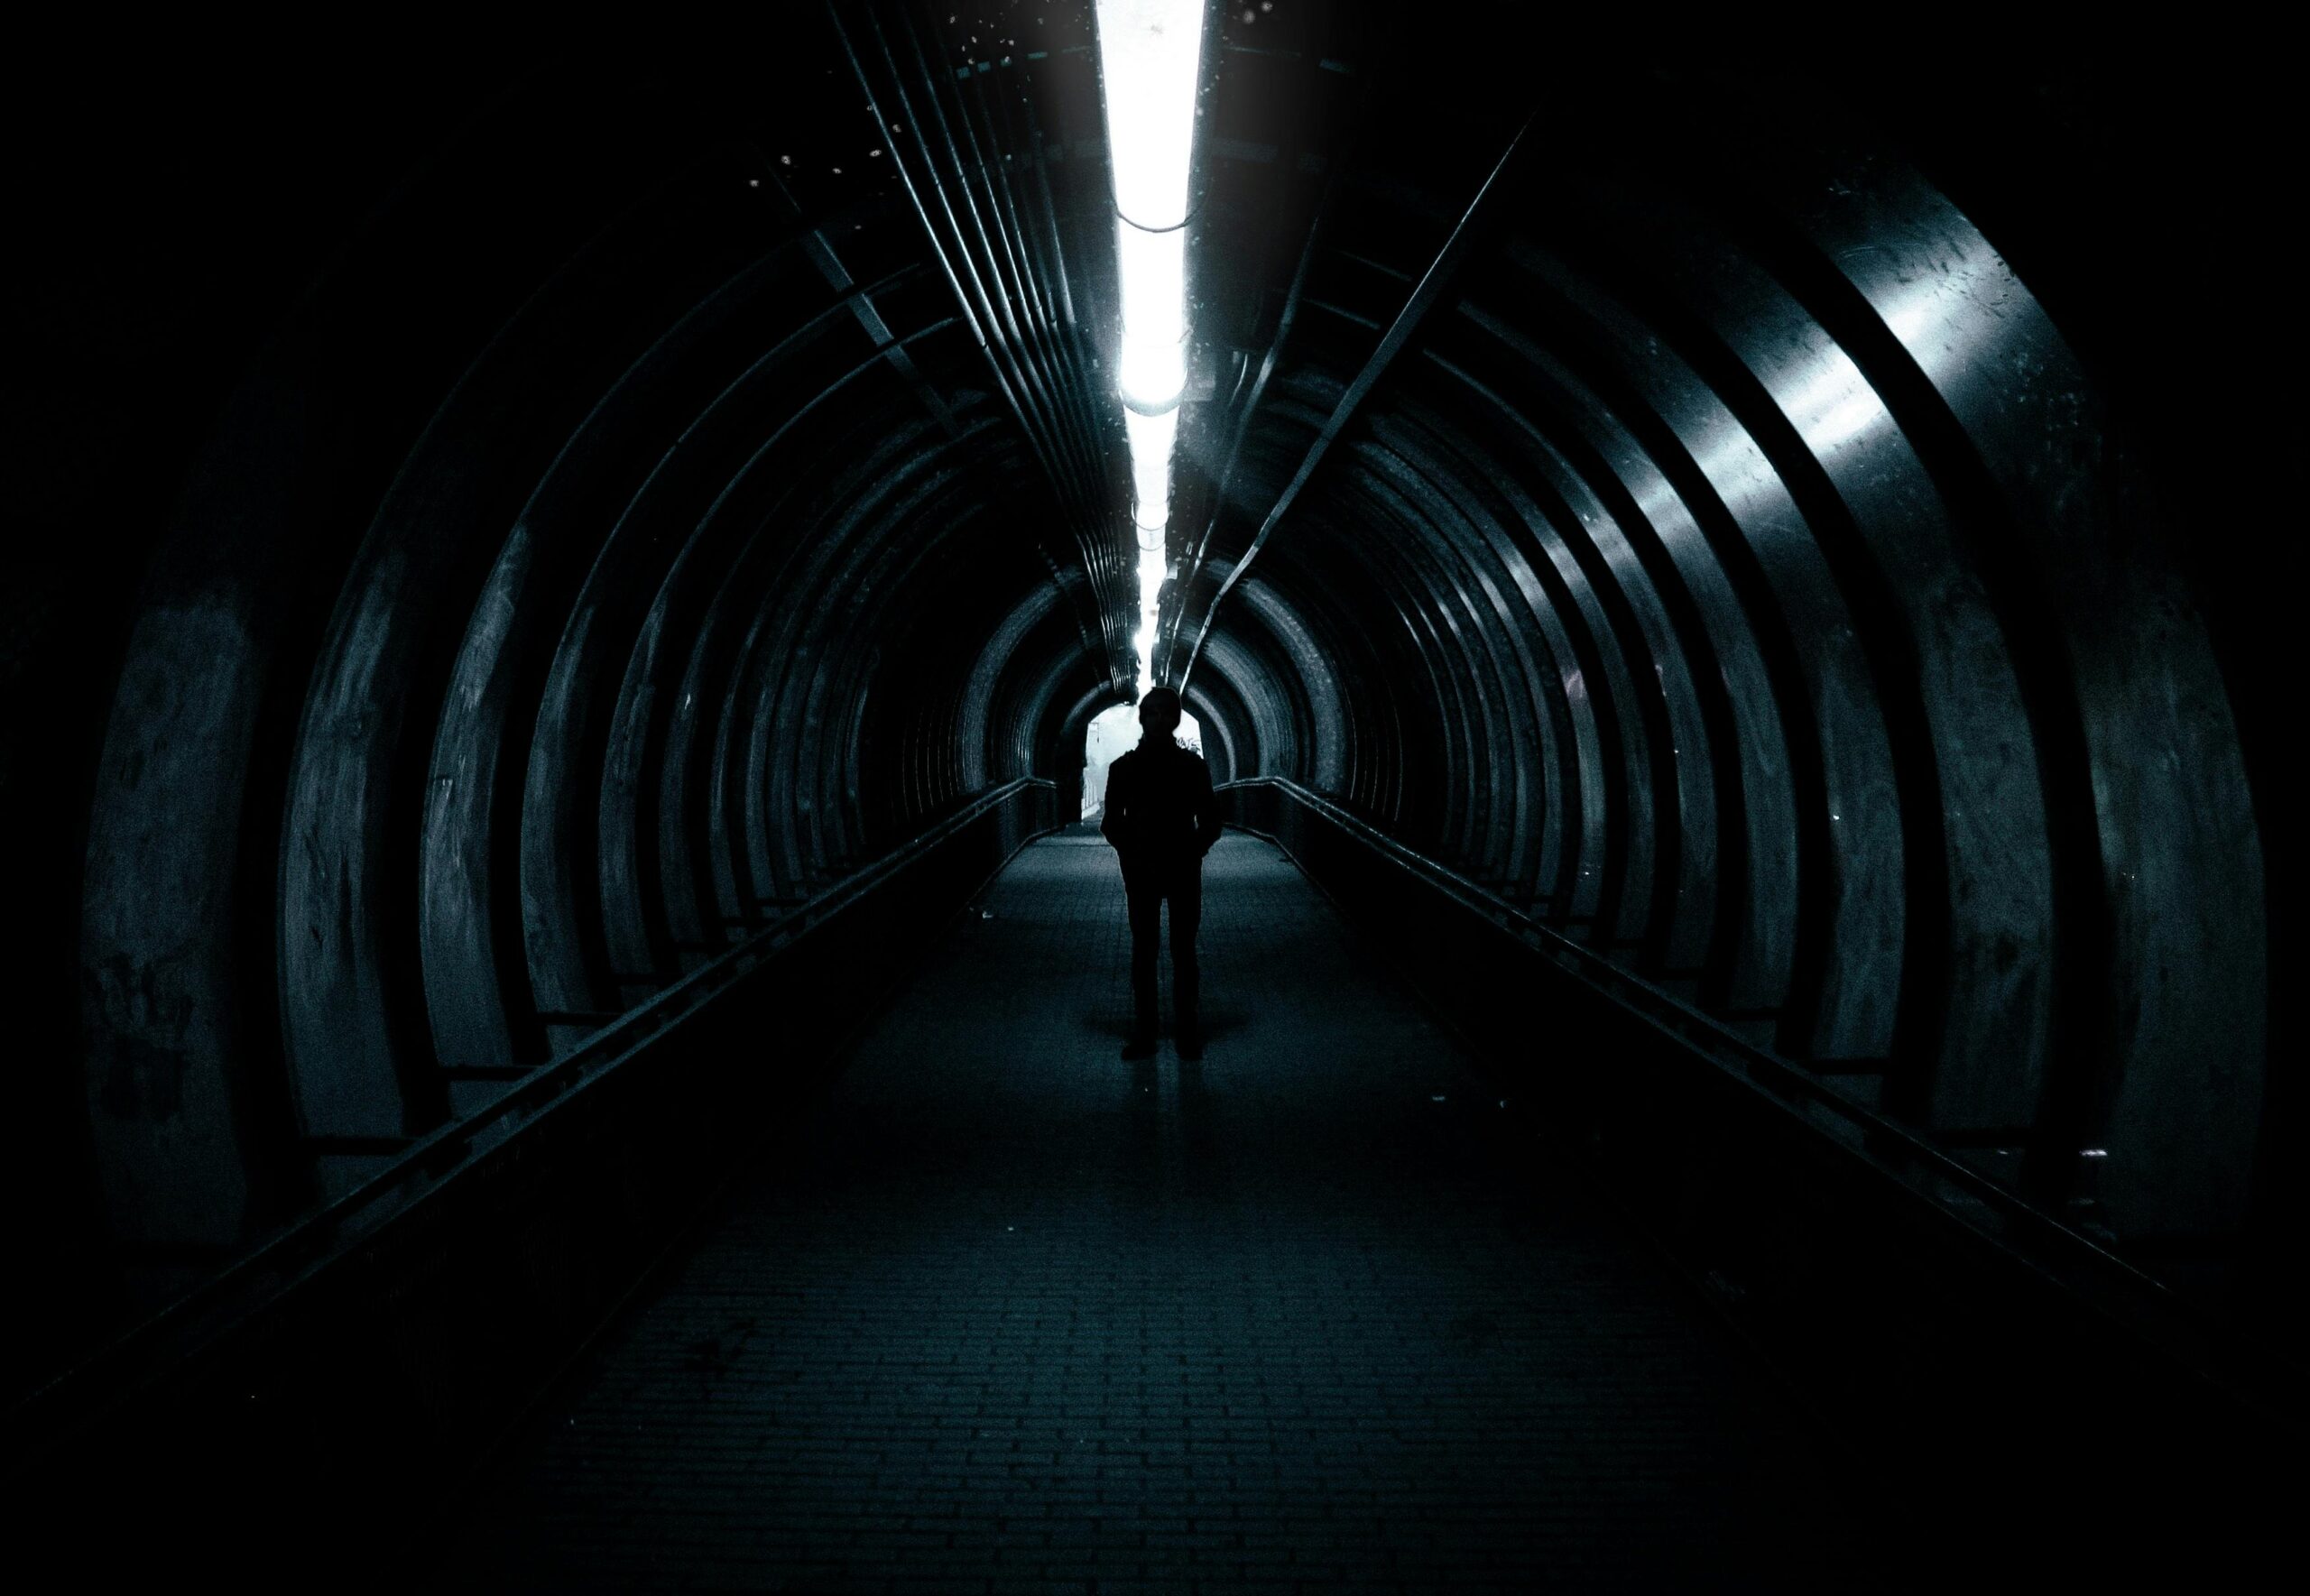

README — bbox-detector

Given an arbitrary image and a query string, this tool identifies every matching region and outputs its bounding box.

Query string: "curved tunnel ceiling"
[0,9,2281,1381]
[1162,48,2273,1259]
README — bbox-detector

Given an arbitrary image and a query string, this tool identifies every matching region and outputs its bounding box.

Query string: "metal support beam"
[1155,160,1341,685]
[1178,110,1536,689]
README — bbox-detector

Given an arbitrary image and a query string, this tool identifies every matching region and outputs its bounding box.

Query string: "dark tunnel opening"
[1,5,2289,1582]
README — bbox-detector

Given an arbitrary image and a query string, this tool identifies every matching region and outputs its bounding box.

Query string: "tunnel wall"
[2,17,2282,1397]
[1168,42,2276,1311]
[9,35,1117,1381]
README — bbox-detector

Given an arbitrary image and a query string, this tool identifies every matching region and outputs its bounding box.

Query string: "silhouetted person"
[1100,687,1220,1060]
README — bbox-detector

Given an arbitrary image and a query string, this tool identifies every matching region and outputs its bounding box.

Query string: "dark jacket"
[1100,742,1220,866]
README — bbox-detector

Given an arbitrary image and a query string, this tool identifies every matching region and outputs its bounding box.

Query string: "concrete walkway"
[444,832,1872,1591]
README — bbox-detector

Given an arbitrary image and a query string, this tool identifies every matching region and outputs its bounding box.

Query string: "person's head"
[1137,686,1182,743]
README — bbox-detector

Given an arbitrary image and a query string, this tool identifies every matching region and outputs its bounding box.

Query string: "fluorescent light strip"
[1095,0,1204,231]
[1096,0,1206,699]
[1115,222,1187,413]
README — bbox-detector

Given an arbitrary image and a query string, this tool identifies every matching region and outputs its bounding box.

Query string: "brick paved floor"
[439,832,1878,1591]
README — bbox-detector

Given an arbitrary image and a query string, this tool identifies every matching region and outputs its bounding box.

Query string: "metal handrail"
[1218,775,2297,1418]
[8,777,1057,1453]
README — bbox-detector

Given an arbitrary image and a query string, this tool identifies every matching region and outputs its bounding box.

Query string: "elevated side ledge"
[1218,777,2297,1453]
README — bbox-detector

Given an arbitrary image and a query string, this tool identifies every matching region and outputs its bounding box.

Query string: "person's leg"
[1171,859,1202,1049]
[1123,869,1160,1052]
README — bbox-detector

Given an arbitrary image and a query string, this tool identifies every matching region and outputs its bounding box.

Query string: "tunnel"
[2,6,2288,1587]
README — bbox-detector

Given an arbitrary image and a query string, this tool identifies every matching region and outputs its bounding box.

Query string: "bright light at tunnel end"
[1095,0,1207,701]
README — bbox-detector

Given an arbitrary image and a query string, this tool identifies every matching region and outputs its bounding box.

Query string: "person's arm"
[1100,755,1128,848]
[1192,756,1220,857]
